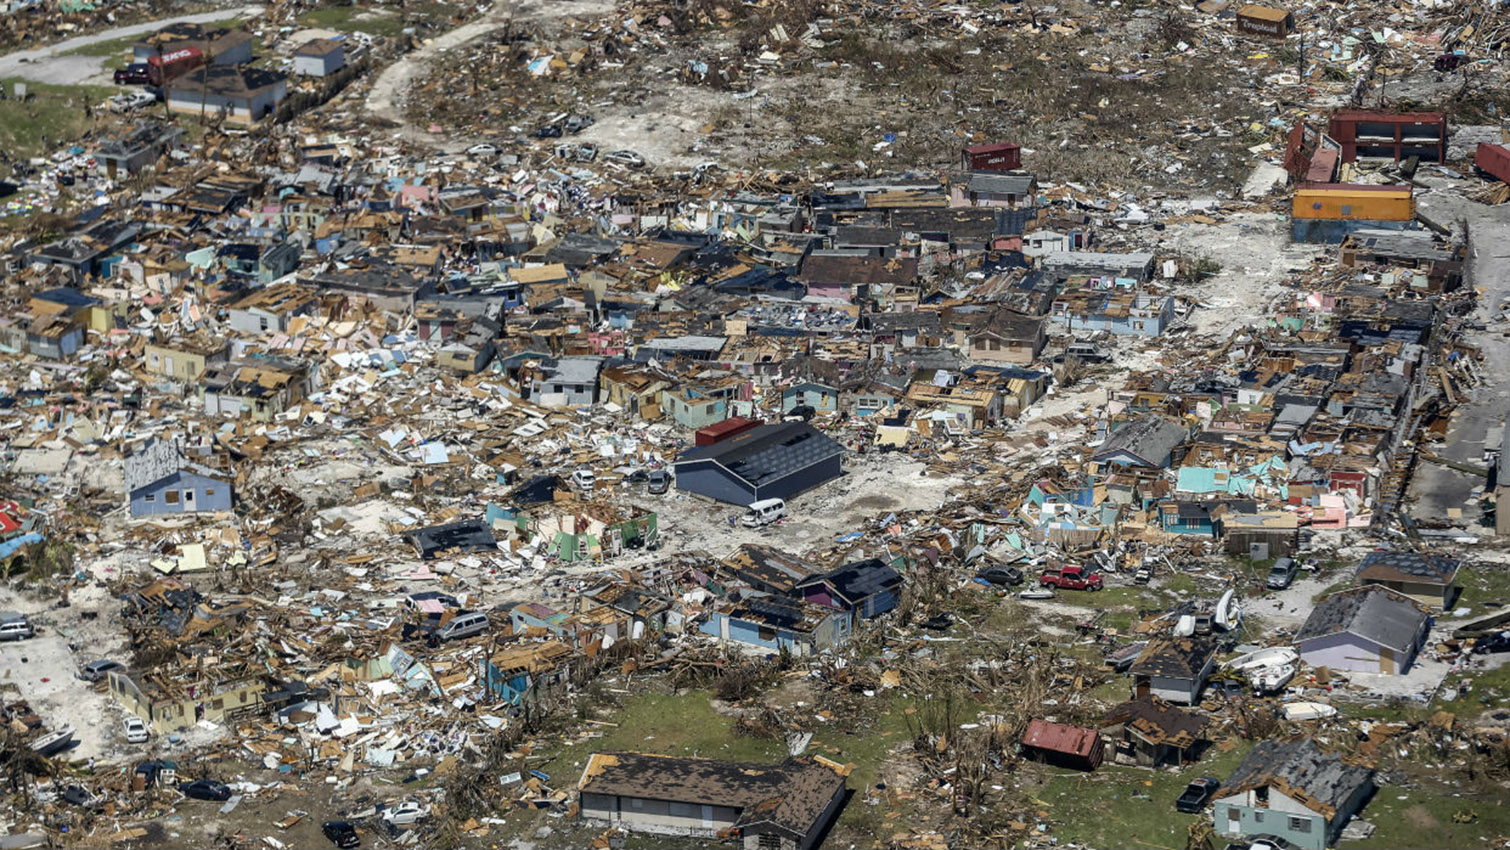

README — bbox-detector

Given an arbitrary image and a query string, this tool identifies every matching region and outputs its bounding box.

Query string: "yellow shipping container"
[1292,184,1414,221]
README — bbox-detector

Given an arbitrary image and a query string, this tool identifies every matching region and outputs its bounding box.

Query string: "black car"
[1175,777,1221,813]
[921,612,953,631]
[533,123,563,139]
[114,63,152,85]
[1473,632,1510,655]
[322,820,360,848]
[647,470,671,494]
[975,566,1024,587]
[177,779,232,801]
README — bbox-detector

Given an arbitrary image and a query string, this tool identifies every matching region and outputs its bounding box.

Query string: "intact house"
[124,438,233,518]
[166,66,288,126]
[529,356,604,407]
[577,752,848,850]
[673,422,844,506]
[1128,636,1217,705]
[1092,415,1189,469]
[1214,738,1375,850]
[1295,585,1431,675]
[144,338,230,383]
[795,558,903,627]
[225,282,320,335]
[293,38,345,77]
[1353,549,1459,609]
[956,306,1046,366]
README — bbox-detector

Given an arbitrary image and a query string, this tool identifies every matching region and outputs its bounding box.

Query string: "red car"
[1039,566,1104,591]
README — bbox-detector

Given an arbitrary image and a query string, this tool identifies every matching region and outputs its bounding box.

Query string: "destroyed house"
[1102,696,1207,767]
[226,282,319,334]
[124,438,233,517]
[1129,636,1216,705]
[91,120,183,177]
[578,753,847,850]
[797,253,919,300]
[477,641,572,709]
[1020,719,1104,771]
[201,358,313,421]
[108,671,265,735]
[311,265,430,313]
[1296,585,1430,675]
[1052,288,1175,337]
[1215,738,1374,850]
[1041,251,1155,282]
[795,558,903,623]
[31,220,141,281]
[961,172,1037,209]
[724,545,820,596]
[673,422,844,506]
[1353,549,1458,609]
[406,519,497,560]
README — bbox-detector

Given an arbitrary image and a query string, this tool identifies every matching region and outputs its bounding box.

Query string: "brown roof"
[578,753,846,837]
[295,38,344,56]
[798,254,919,287]
[1103,696,1207,748]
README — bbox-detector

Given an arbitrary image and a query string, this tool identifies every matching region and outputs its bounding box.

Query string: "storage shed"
[1021,719,1104,771]
[293,38,345,77]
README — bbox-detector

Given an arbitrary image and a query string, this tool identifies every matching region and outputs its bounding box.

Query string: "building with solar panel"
[671,422,845,507]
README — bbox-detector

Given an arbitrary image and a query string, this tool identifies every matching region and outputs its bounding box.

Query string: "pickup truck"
[1039,566,1104,591]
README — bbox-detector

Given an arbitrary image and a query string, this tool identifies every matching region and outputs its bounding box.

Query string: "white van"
[741,498,786,528]
[434,611,490,641]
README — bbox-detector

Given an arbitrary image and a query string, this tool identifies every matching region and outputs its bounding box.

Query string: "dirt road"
[364,0,616,145]
[0,6,264,86]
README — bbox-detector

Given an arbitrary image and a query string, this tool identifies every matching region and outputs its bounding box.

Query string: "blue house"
[700,596,850,657]
[781,382,839,415]
[1214,738,1374,850]
[796,558,904,626]
[124,438,233,518]
[476,640,572,709]
[1157,501,1220,537]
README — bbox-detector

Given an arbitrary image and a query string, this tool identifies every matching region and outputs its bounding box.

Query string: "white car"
[381,800,429,825]
[108,92,156,113]
[123,716,150,744]
[603,149,646,169]
[465,143,500,158]
[570,470,596,491]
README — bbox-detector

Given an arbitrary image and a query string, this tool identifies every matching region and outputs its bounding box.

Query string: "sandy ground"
[0,5,264,86]
[1162,211,1327,338]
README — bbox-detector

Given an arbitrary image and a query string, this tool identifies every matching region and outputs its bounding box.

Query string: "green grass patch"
[299,5,406,38]
[1351,783,1510,849]
[1031,739,1256,849]
[0,79,116,158]
[536,690,788,783]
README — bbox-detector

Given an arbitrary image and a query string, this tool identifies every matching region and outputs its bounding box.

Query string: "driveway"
[0,6,263,86]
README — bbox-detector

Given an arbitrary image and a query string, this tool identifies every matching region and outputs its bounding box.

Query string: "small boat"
[1224,647,1299,673]
[1281,701,1337,721]
[29,725,75,757]
[1018,588,1056,600]
[1251,663,1296,694]
[1214,589,1242,632]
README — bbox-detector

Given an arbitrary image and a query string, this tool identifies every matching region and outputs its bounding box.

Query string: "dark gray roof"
[1093,415,1188,466]
[1295,585,1428,653]
[1223,738,1374,818]
[967,172,1035,196]
[1129,636,1216,679]
[674,422,843,488]
[1355,550,1458,585]
[405,519,497,560]
[801,558,903,603]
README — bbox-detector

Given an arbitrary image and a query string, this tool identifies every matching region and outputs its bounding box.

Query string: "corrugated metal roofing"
[1022,718,1100,757]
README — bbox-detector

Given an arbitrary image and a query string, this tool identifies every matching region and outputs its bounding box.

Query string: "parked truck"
[1039,565,1104,591]
[146,47,205,87]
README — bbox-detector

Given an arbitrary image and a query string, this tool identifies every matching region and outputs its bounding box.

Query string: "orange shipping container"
[1292,183,1414,221]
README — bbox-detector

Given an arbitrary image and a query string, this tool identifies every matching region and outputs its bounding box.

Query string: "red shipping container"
[961,142,1022,172]
[1476,143,1510,184]
[694,417,762,447]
